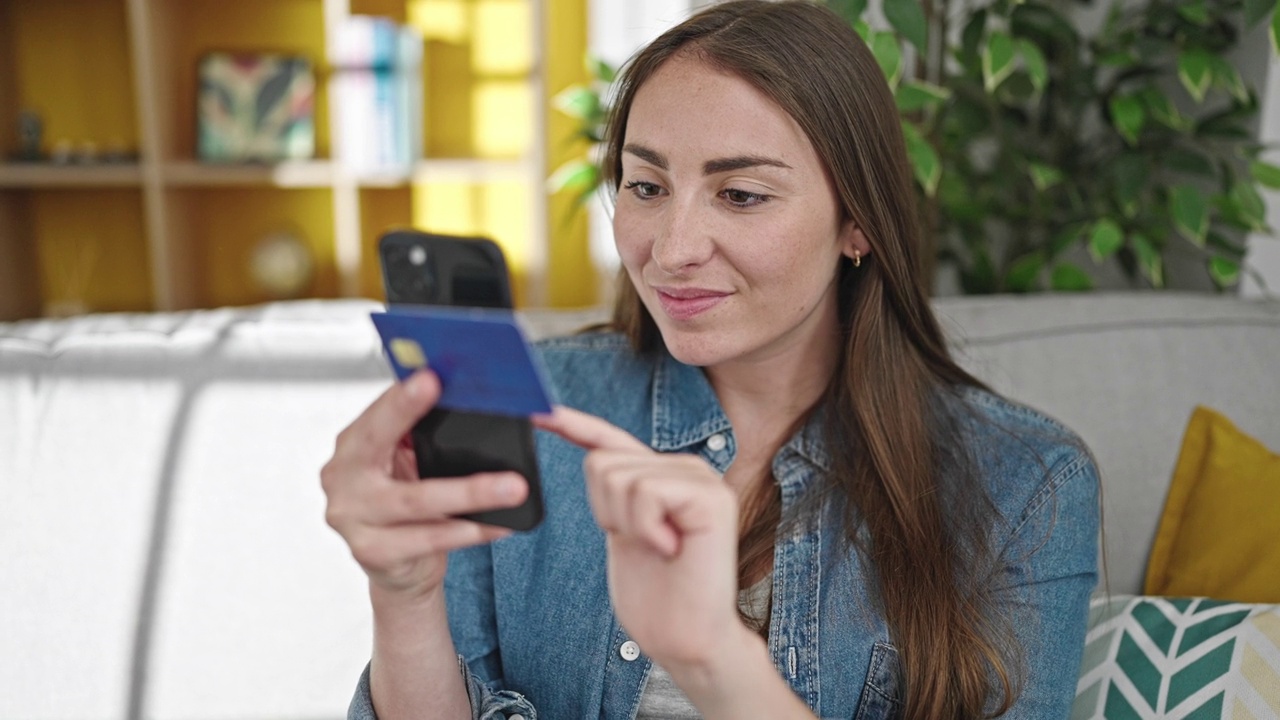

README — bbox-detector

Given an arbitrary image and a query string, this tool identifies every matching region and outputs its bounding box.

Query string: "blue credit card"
[370,306,553,417]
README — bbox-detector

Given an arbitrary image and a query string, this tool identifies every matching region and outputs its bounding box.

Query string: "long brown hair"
[601,2,1018,717]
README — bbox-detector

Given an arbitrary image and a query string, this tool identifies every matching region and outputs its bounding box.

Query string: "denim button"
[620,640,641,661]
[508,715,525,720]
[707,433,727,451]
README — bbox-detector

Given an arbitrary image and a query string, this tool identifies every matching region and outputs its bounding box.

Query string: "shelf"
[0,163,143,188]
[164,160,337,188]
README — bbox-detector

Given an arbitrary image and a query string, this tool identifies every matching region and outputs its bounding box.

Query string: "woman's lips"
[653,287,731,320]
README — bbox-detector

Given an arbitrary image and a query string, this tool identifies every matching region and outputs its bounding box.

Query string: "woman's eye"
[722,188,769,207]
[623,180,663,199]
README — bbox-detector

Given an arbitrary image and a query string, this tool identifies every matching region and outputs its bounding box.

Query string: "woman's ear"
[839,221,872,261]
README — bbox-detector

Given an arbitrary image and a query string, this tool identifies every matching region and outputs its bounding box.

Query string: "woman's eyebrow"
[623,143,792,175]
[623,143,668,170]
[702,155,792,174]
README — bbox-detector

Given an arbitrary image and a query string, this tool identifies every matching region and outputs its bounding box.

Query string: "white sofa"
[2,293,1277,720]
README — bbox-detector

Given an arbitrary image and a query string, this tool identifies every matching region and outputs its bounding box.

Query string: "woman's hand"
[533,406,746,672]
[321,370,529,600]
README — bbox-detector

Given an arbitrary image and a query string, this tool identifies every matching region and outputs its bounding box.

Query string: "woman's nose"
[651,197,713,274]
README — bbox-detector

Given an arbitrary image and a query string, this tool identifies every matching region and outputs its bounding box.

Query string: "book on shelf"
[334,16,424,177]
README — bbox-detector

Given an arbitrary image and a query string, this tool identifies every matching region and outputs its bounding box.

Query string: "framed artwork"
[197,52,316,162]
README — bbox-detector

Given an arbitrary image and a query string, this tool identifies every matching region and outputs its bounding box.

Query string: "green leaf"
[1050,222,1088,257]
[1178,50,1214,103]
[1089,219,1126,262]
[587,57,616,84]
[553,85,602,122]
[1170,184,1210,245]
[871,31,904,88]
[1245,0,1277,27]
[1029,162,1064,190]
[1164,148,1215,176]
[1132,234,1164,287]
[1208,56,1250,103]
[1273,9,1280,54]
[961,10,987,62]
[1209,257,1241,286]
[1250,160,1280,188]
[901,121,941,196]
[1017,39,1049,93]
[1112,154,1149,216]
[1005,253,1045,292]
[546,158,600,197]
[896,81,951,112]
[1110,95,1146,146]
[1050,263,1094,291]
[1141,88,1185,130]
[1177,0,1211,25]
[1229,181,1268,231]
[982,31,1017,93]
[853,19,872,43]
[884,0,929,52]
[830,0,869,23]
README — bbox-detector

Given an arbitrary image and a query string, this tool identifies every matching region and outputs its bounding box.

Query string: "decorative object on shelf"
[249,230,315,299]
[333,16,423,175]
[43,234,100,318]
[13,110,44,162]
[197,52,316,163]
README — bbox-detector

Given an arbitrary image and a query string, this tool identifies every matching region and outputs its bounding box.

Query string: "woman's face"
[614,53,862,369]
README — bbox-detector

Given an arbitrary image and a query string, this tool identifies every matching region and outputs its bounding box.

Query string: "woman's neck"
[704,322,839,473]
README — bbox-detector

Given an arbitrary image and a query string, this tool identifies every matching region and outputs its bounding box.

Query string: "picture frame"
[197,52,316,162]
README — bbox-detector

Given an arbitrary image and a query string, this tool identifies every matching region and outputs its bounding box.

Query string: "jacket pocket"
[852,642,902,720]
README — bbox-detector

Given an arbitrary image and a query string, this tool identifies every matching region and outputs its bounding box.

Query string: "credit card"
[370,306,553,417]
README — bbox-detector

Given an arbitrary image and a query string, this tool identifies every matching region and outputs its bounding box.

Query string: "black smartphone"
[379,230,544,532]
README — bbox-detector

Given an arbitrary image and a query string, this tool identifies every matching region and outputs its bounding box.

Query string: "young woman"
[323,2,1099,718]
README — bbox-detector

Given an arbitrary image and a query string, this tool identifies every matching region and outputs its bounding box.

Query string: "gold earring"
[853,250,862,268]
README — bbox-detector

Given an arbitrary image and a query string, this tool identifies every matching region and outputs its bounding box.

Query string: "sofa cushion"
[936,293,1280,595]
[1072,595,1280,718]
[1144,407,1280,604]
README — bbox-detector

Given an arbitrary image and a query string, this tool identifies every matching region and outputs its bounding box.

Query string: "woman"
[324,2,1099,718]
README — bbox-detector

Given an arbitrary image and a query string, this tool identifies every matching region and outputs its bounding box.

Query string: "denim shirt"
[350,332,1099,720]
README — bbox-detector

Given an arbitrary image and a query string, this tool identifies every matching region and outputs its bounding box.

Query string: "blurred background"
[0,0,1277,323]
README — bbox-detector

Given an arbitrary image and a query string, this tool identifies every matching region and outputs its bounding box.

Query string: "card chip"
[389,338,428,369]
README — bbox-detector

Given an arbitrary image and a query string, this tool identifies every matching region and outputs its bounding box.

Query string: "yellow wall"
[32,190,152,314]
[10,0,138,155]
[543,0,594,307]
[184,189,339,308]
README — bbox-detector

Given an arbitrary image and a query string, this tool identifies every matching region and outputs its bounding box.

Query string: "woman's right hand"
[321,370,529,599]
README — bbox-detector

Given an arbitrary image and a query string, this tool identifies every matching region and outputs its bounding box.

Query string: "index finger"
[340,370,440,463]
[532,405,649,453]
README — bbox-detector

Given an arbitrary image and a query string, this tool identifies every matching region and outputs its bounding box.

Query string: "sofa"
[1,292,1277,720]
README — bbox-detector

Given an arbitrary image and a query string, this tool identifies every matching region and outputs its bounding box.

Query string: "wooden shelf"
[0,163,143,188]
[0,0,574,320]
[164,160,336,188]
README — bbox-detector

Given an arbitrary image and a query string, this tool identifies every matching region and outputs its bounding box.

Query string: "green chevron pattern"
[1072,596,1280,719]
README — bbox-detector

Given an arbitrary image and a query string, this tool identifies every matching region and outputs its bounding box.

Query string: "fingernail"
[497,474,523,500]
[406,372,431,399]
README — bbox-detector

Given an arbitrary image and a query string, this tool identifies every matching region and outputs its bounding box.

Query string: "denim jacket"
[350,332,1099,720]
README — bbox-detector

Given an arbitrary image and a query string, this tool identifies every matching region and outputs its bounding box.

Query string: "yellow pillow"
[1144,406,1280,603]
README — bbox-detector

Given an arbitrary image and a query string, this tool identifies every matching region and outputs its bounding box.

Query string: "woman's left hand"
[533,406,746,672]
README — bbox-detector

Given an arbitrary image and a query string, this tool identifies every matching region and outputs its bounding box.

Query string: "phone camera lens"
[409,246,427,266]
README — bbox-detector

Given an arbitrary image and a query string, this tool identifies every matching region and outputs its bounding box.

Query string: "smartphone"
[379,230,544,531]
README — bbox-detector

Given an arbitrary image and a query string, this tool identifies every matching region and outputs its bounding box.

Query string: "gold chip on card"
[389,338,428,369]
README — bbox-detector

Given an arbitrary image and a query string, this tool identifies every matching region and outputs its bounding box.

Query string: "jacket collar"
[647,349,833,473]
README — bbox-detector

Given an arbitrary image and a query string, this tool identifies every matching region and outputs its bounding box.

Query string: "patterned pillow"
[1071,595,1280,719]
